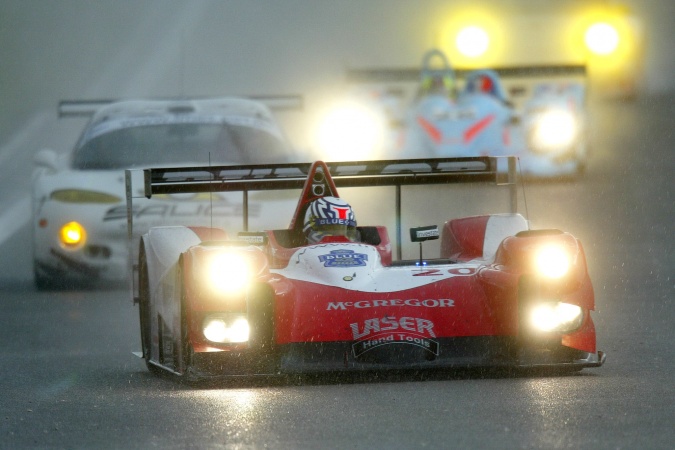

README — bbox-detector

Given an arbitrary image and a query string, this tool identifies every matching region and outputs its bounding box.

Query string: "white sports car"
[32,97,299,289]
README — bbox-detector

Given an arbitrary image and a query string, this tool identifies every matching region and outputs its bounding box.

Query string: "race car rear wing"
[346,64,586,83]
[58,95,304,118]
[345,62,586,106]
[125,156,519,259]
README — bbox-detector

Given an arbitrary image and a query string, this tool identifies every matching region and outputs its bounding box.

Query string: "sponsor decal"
[238,232,267,245]
[447,267,477,276]
[417,229,438,239]
[413,267,477,277]
[318,249,368,268]
[413,269,442,277]
[327,298,454,310]
[350,316,440,356]
[104,203,260,221]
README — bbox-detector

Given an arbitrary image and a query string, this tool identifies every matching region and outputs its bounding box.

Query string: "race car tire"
[176,260,194,376]
[34,268,60,291]
[34,262,90,291]
[138,245,161,375]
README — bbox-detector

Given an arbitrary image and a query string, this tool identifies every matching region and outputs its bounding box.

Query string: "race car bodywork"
[321,49,588,177]
[127,156,604,379]
[32,97,300,289]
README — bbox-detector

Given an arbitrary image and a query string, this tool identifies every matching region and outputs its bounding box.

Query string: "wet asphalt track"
[0,97,673,449]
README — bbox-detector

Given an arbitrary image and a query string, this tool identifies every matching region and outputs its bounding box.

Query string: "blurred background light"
[585,22,620,55]
[456,26,490,58]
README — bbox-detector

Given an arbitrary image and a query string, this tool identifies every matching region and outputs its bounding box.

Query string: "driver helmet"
[303,196,358,244]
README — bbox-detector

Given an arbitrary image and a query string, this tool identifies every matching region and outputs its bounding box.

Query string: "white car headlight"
[530,110,578,152]
[534,244,571,279]
[203,315,250,343]
[59,221,87,248]
[207,252,251,294]
[530,302,583,333]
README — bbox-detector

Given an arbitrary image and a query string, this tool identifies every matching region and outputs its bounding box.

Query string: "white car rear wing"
[57,95,304,118]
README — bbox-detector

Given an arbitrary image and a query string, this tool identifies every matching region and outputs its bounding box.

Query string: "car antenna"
[209,152,213,240]
[517,157,530,230]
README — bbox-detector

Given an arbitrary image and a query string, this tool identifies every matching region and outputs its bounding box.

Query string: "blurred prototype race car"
[317,49,588,177]
[32,97,300,289]
[127,156,605,380]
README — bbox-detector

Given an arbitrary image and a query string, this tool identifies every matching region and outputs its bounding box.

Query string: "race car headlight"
[207,252,252,295]
[51,189,121,204]
[203,315,250,343]
[534,245,571,279]
[585,22,620,56]
[59,221,86,248]
[529,110,577,152]
[315,101,385,161]
[530,302,583,333]
[456,26,490,58]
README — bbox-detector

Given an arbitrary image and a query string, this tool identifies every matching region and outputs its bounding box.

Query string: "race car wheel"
[138,245,160,374]
[34,268,60,291]
[175,261,194,376]
[33,260,69,290]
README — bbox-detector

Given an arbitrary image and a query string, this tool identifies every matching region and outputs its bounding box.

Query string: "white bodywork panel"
[482,214,529,261]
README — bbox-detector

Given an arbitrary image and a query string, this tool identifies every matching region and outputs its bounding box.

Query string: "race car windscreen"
[71,120,290,170]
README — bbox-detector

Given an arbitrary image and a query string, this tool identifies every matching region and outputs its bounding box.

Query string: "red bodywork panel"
[271,275,518,345]
[441,215,489,260]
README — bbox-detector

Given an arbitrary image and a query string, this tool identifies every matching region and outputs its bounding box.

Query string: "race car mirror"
[410,225,439,243]
[33,148,59,172]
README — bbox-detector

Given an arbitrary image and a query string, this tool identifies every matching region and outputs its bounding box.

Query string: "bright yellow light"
[456,26,490,58]
[315,101,385,161]
[530,110,578,151]
[59,221,86,247]
[535,245,571,278]
[585,22,620,55]
[207,252,251,294]
[203,316,250,343]
[530,303,583,332]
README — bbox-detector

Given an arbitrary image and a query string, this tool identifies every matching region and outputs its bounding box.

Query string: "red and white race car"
[127,156,604,379]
